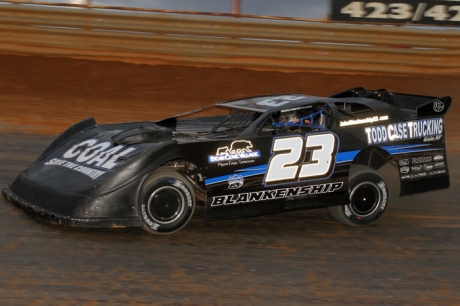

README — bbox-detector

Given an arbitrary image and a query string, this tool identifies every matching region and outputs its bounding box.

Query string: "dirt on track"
[1,54,460,151]
[1,54,460,305]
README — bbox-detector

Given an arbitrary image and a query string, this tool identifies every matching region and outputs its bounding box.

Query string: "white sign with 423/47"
[332,0,460,25]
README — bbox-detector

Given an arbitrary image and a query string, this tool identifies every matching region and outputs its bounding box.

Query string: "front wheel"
[328,165,389,226]
[140,169,195,235]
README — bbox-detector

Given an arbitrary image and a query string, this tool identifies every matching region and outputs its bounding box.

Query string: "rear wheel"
[140,169,195,234]
[328,165,389,226]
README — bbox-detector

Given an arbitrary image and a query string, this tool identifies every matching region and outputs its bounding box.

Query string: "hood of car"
[25,121,178,188]
[50,122,172,171]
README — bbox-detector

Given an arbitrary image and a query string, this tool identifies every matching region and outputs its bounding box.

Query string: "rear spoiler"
[416,96,451,117]
[330,87,451,117]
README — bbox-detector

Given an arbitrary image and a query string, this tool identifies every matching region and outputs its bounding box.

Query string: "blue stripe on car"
[204,144,442,185]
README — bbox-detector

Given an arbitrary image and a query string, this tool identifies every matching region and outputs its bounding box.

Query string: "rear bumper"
[2,186,142,228]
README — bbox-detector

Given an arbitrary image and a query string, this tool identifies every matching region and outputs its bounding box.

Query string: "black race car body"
[3,88,451,234]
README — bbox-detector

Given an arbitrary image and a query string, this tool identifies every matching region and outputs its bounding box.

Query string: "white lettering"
[44,158,106,180]
[211,182,344,206]
[57,136,139,177]
[62,139,98,159]
[100,147,137,170]
[365,118,443,144]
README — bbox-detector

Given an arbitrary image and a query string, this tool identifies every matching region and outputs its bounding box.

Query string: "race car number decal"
[256,95,304,107]
[264,133,338,184]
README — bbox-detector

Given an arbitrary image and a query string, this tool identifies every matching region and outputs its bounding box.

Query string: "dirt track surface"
[1,54,460,305]
[1,55,460,144]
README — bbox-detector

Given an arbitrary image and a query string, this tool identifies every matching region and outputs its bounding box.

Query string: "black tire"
[328,165,389,226]
[140,169,195,234]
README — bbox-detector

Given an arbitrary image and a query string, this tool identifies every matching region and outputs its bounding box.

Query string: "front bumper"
[2,186,142,228]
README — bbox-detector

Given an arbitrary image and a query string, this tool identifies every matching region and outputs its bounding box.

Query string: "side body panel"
[335,114,449,196]
[180,131,350,220]
[179,102,449,220]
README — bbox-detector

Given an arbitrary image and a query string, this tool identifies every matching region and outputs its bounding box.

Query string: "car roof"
[217,93,400,114]
[218,94,325,112]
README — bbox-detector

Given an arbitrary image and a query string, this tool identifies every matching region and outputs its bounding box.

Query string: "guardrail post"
[232,0,241,15]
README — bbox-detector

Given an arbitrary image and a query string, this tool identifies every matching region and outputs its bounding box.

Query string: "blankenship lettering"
[211,182,343,207]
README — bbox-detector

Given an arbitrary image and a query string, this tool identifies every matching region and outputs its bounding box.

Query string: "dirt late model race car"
[3,87,451,234]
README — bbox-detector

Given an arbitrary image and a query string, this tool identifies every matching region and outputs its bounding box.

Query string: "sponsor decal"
[433,100,445,113]
[281,105,313,113]
[364,118,443,145]
[411,165,423,172]
[400,166,410,174]
[45,158,106,180]
[340,115,388,127]
[228,174,244,189]
[399,159,409,166]
[401,173,427,180]
[424,135,442,142]
[435,161,445,168]
[44,137,137,180]
[412,156,432,164]
[208,140,261,164]
[256,95,304,107]
[423,163,434,171]
[401,169,446,180]
[211,182,343,207]
[430,169,446,176]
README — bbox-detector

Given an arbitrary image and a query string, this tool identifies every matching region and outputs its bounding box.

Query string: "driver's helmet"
[275,104,329,131]
[279,111,301,124]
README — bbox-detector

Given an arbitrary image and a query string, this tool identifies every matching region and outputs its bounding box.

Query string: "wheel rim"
[349,182,381,217]
[147,186,184,224]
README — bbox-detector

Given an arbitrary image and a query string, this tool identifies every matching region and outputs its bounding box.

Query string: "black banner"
[331,0,460,25]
